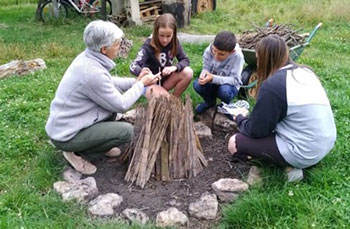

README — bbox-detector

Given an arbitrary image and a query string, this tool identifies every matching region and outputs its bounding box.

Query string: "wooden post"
[127,0,142,25]
[101,0,107,20]
[111,0,125,16]
[162,0,191,28]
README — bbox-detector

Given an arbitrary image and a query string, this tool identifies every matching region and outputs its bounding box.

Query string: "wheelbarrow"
[239,22,323,98]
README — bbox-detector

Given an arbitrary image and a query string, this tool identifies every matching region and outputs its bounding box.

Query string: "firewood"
[144,107,170,183]
[160,140,170,181]
[0,58,46,79]
[125,95,207,188]
[239,24,305,49]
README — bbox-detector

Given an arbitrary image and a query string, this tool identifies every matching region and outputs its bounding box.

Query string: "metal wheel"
[39,0,68,22]
[192,0,216,14]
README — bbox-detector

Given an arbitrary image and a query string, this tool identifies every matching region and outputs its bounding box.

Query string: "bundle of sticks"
[239,24,305,49]
[124,95,208,188]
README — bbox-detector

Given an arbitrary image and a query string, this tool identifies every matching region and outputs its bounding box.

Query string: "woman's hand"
[198,71,213,85]
[162,66,177,76]
[232,107,249,120]
[137,67,151,81]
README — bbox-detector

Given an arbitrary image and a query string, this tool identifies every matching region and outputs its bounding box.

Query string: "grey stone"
[247,166,263,186]
[188,192,218,220]
[63,167,82,183]
[122,208,149,225]
[194,107,216,128]
[53,181,72,194]
[195,107,238,132]
[213,188,239,203]
[212,178,248,203]
[194,121,212,138]
[88,193,123,216]
[0,58,46,79]
[156,207,188,227]
[213,113,237,131]
[54,177,98,203]
[212,178,249,193]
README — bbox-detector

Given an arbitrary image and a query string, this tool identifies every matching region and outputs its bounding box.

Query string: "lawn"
[0,0,350,228]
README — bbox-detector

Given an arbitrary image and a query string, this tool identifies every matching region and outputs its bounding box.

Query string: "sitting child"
[193,31,245,114]
[130,13,193,98]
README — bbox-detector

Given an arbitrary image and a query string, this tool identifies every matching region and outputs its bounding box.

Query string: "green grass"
[1,0,350,228]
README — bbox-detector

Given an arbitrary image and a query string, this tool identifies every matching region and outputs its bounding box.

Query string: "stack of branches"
[239,24,305,49]
[124,95,207,188]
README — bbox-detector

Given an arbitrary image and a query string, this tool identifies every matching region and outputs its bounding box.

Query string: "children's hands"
[138,67,151,79]
[162,66,177,76]
[140,72,161,86]
[198,71,213,85]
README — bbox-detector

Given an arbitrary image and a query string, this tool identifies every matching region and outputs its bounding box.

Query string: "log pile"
[125,95,208,188]
[239,24,305,49]
[118,37,133,59]
[0,58,46,79]
[139,0,162,22]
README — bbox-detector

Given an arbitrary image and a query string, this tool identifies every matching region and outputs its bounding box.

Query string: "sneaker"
[63,151,97,175]
[195,102,215,114]
[285,167,303,182]
[105,147,122,157]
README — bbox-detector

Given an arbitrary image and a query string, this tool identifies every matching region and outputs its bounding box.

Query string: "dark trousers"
[235,133,290,167]
[193,79,238,105]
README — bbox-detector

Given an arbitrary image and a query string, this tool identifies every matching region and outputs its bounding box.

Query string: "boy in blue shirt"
[193,31,245,114]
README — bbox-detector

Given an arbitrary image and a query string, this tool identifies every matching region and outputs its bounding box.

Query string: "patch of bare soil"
[90,130,251,227]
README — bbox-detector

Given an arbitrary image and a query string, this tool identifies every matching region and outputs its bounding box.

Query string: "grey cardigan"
[45,48,144,141]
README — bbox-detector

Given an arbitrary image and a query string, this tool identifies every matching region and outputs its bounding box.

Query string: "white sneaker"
[105,147,122,157]
[286,167,303,182]
[63,151,97,175]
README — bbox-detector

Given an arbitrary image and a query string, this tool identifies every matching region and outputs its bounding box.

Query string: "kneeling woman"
[228,35,336,181]
[46,21,159,175]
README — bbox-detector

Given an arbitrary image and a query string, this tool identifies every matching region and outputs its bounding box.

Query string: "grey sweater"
[45,49,144,142]
[202,43,245,90]
[236,64,336,168]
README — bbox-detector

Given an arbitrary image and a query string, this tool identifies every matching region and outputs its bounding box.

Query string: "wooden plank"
[140,5,159,14]
[139,0,161,6]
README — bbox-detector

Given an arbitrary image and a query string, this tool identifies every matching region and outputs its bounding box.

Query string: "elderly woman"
[228,35,336,182]
[46,20,159,175]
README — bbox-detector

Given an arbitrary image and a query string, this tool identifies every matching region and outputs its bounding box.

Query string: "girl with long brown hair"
[130,13,193,98]
[227,35,336,182]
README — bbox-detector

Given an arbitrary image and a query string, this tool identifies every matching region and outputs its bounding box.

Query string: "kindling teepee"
[124,95,208,188]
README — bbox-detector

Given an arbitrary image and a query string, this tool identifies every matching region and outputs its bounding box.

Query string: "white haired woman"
[46,20,159,175]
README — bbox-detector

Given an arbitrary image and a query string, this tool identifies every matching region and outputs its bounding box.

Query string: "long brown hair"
[255,35,290,91]
[151,13,178,59]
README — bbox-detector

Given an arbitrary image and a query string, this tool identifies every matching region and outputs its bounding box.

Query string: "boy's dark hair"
[213,31,237,52]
